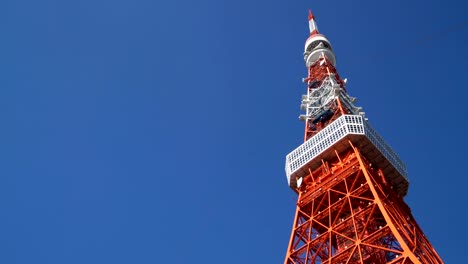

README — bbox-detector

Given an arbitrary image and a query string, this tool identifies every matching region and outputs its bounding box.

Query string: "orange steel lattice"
[303,58,347,141]
[284,145,443,264]
[283,9,443,264]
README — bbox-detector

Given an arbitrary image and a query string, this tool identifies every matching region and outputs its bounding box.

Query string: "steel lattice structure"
[283,9,443,264]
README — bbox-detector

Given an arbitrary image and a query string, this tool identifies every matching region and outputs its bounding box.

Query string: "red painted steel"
[284,147,443,263]
[284,10,443,264]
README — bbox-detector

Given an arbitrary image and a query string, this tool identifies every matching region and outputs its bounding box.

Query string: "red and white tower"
[283,9,443,264]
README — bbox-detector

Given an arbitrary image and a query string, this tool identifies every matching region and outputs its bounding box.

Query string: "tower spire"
[308,9,318,35]
[304,11,336,68]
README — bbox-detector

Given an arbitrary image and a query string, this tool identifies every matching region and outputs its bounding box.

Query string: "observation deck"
[285,115,409,196]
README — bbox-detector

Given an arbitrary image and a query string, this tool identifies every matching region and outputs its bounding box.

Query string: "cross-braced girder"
[284,146,443,264]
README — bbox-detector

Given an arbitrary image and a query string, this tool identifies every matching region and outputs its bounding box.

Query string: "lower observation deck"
[285,115,409,196]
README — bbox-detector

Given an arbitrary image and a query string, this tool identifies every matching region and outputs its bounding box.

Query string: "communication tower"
[283,9,443,264]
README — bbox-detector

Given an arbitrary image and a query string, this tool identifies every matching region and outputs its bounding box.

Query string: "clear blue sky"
[1,0,467,263]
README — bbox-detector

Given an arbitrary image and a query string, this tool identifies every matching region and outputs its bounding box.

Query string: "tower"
[283,10,443,264]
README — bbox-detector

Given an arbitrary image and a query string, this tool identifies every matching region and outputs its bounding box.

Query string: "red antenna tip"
[308,10,315,21]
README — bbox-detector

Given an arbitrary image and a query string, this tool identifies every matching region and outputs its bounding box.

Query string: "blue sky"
[1,0,467,263]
